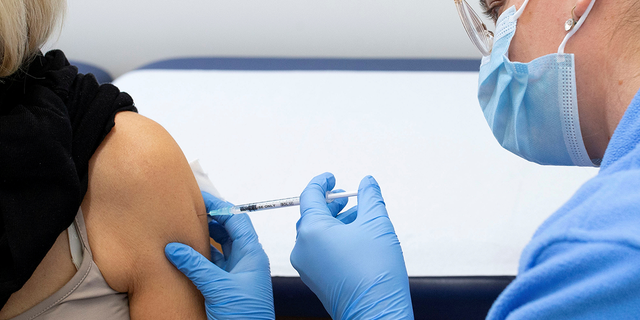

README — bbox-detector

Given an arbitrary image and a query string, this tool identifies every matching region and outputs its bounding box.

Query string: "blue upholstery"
[272,276,513,319]
[70,60,113,84]
[138,57,481,72]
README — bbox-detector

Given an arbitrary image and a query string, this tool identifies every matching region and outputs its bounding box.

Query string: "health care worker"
[164,0,640,317]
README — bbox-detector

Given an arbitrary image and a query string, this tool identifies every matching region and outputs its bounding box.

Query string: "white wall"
[46,0,492,78]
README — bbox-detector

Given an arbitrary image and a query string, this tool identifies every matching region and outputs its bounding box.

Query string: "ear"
[574,0,592,18]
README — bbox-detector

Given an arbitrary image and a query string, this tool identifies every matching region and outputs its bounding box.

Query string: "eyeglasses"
[454,0,494,56]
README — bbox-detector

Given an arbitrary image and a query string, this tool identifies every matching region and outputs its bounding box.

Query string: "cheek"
[507,1,569,62]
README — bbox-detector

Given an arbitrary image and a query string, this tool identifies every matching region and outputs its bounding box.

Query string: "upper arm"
[487,241,640,320]
[81,111,209,319]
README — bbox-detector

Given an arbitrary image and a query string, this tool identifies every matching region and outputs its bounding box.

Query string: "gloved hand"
[165,191,274,320]
[291,173,414,320]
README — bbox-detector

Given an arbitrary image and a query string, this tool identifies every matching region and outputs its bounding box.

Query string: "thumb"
[202,191,232,211]
[356,175,388,221]
[202,191,236,226]
[165,242,225,294]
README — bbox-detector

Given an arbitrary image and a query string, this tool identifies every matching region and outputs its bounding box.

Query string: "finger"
[326,189,349,217]
[217,213,260,247]
[208,220,232,260]
[356,175,388,220]
[202,191,237,226]
[337,205,358,224]
[202,191,233,211]
[165,243,225,292]
[299,172,335,219]
[209,244,226,268]
[208,219,230,245]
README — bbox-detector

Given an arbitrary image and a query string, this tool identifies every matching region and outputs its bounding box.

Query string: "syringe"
[208,191,357,216]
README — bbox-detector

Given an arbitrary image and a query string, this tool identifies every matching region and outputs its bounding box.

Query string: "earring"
[565,6,578,31]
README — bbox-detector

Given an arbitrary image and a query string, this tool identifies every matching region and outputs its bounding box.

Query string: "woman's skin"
[484,0,640,159]
[0,231,77,319]
[0,112,211,319]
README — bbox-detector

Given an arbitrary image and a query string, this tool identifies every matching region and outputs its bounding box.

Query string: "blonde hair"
[0,0,66,77]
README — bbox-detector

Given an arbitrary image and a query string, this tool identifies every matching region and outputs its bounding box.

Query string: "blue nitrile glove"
[165,191,274,320]
[291,173,414,320]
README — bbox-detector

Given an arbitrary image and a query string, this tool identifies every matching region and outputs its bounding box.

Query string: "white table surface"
[113,69,598,277]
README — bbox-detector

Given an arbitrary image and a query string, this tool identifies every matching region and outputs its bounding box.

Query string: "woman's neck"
[575,4,640,159]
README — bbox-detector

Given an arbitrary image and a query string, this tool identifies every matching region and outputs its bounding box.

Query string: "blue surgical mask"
[478,0,599,166]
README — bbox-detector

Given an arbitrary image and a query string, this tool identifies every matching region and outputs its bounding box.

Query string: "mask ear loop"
[558,0,597,54]
[510,0,530,22]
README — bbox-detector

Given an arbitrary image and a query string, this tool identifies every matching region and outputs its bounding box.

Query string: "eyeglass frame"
[454,0,495,56]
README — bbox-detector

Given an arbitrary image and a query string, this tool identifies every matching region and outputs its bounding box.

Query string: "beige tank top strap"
[73,208,92,254]
[67,226,82,270]
[67,206,93,270]
[10,209,130,320]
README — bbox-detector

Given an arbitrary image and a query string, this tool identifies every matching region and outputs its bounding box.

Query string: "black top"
[0,50,137,308]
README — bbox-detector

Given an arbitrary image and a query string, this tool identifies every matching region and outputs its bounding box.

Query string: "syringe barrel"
[235,196,301,213]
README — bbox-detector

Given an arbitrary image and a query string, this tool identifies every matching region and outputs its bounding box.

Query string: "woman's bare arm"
[81,111,210,319]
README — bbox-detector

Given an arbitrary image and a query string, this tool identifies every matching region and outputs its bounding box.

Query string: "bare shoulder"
[82,111,209,319]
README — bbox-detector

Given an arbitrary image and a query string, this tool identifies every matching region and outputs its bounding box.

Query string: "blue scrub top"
[487,88,640,320]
